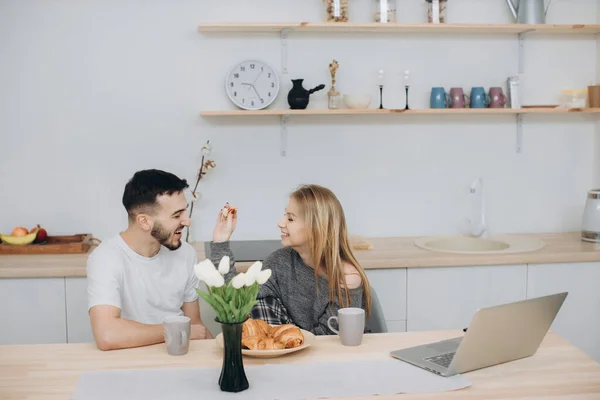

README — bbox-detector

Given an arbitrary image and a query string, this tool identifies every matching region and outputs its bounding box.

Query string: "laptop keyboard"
[424,352,455,368]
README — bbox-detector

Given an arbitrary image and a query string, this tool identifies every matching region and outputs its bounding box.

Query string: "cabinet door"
[365,269,407,322]
[407,265,527,331]
[0,278,67,345]
[527,262,600,363]
[65,277,95,343]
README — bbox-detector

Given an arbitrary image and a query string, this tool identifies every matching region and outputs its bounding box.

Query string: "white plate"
[215,328,315,359]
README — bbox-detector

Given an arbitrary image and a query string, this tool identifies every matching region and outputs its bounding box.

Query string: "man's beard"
[151,221,182,251]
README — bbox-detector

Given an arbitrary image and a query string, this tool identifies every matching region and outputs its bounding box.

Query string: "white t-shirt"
[86,234,199,324]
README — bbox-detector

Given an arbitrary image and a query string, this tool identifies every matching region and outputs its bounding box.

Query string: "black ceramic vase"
[287,79,326,110]
[218,319,249,393]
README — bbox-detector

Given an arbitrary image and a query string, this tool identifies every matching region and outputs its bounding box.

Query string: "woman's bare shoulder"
[341,262,362,289]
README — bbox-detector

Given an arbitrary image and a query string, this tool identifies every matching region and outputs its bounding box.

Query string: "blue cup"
[470,87,491,108]
[430,87,450,109]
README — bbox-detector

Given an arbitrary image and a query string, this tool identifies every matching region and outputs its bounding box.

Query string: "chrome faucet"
[468,177,488,238]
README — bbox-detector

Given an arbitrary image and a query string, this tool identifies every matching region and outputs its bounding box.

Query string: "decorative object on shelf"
[403,70,411,110]
[560,90,587,109]
[581,189,600,243]
[426,0,447,23]
[374,0,396,23]
[470,87,491,108]
[225,60,280,111]
[488,87,507,108]
[588,85,600,108]
[195,257,272,393]
[287,79,326,109]
[327,60,342,109]
[324,0,349,22]
[185,140,215,243]
[430,87,450,109]
[449,87,469,108]
[505,0,553,24]
[507,76,521,109]
[344,94,371,109]
[377,69,385,109]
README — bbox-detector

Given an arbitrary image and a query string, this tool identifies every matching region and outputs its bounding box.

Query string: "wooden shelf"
[197,22,600,35]
[200,108,600,117]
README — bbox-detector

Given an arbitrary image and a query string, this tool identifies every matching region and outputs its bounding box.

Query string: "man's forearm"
[95,318,164,351]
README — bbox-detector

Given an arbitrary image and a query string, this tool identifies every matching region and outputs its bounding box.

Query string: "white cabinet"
[527,262,600,363]
[0,278,67,345]
[366,269,407,332]
[407,265,527,331]
[65,278,94,343]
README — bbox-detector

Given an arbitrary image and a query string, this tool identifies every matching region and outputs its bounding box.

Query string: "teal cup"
[430,87,450,109]
[470,87,491,108]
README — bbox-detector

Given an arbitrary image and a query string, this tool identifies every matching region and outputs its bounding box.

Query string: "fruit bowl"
[344,94,371,109]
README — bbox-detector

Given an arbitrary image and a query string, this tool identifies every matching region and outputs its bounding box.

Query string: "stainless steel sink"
[414,234,545,255]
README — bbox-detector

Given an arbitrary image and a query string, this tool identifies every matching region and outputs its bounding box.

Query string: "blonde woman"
[251,184,372,335]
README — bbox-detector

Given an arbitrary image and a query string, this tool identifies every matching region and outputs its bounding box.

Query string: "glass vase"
[218,319,249,393]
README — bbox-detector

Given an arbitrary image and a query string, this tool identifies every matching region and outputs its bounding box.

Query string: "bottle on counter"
[426,0,447,23]
[324,0,349,22]
[374,0,397,23]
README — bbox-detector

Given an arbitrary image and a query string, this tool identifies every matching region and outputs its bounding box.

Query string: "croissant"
[242,318,272,340]
[262,338,285,350]
[241,319,305,350]
[271,324,304,349]
[242,336,264,350]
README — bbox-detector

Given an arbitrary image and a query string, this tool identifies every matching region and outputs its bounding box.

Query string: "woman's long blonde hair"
[291,184,372,316]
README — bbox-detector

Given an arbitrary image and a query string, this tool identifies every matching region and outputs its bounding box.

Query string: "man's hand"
[212,209,237,243]
[191,324,213,340]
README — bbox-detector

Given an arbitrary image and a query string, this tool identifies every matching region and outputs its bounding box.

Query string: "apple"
[31,224,48,243]
[11,227,29,237]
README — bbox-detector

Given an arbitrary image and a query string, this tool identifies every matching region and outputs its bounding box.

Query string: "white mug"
[327,307,365,346]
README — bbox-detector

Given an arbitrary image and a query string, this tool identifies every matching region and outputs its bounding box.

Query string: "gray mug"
[327,307,365,346]
[163,316,190,356]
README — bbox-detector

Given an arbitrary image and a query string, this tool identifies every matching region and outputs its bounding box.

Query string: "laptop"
[390,292,568,377]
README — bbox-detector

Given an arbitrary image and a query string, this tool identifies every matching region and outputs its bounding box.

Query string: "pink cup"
[489,87,507,108]
[449,88,469,108]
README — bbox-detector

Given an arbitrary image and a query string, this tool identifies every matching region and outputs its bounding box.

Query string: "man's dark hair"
[122,169,189,219]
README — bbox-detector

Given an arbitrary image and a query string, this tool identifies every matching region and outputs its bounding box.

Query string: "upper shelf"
[200,108,600,117]
[197,22,600,35]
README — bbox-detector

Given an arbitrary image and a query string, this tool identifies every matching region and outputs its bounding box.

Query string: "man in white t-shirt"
[87,169,237,351]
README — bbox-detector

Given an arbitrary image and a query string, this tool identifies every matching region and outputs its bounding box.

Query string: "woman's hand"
[212,209,237,243]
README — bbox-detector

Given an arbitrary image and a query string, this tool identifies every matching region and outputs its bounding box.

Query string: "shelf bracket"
[280,115,289,157]
[280,28,290,75]
[516,113,523,153]
[518,32,525,74]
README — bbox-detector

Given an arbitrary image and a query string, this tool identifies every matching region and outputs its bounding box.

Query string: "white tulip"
[209,270,225,288]
[256,269,272,285]
[245,261,263,285]
[194,259,216,282]
[218,256,230,275]
[231,272,247,289]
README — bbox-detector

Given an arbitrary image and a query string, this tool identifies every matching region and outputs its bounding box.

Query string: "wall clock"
[225,60,280,110]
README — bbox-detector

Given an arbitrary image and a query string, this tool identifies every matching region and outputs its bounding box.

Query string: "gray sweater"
[258,247,364,335]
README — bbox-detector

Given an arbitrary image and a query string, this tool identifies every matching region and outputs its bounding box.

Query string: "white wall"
[0,0,598,243]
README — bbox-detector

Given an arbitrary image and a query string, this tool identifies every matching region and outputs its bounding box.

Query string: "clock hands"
[240,82,263,103]
[252,70,263,86]
[251,86,263,103]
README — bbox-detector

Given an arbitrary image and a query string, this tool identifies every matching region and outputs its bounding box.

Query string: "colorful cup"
[449,88,469,108]
[470,87,491,108]
[430,87,450,109]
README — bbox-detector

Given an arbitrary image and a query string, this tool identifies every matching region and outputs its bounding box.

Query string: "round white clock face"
[225,60,280,110]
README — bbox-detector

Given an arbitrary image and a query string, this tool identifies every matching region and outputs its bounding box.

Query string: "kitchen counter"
[2,330,600,399]
[1,232,600,279]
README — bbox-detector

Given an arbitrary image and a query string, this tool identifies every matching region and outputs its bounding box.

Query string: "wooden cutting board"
[0,234,94,255]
